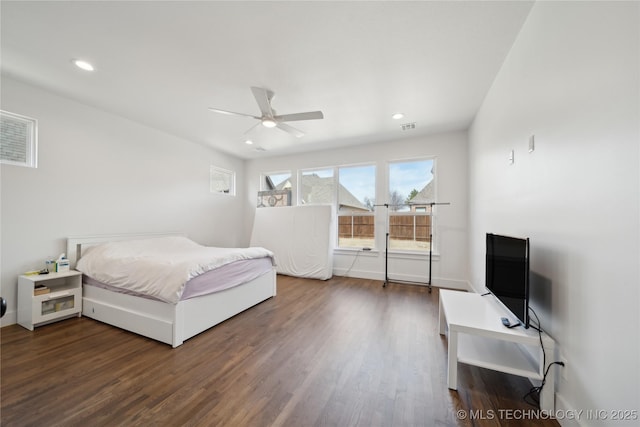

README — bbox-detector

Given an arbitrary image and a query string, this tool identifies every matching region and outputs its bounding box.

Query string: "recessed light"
[73,59,95,71]
[245,140,253,145]
[392,112,404,120]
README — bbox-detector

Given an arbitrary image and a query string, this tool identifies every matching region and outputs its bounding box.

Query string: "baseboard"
[0,310,17,327]
[333,267,468,290]
[554,393,583,427]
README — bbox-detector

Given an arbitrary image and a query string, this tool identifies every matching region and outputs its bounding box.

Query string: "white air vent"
[401,122,416,131]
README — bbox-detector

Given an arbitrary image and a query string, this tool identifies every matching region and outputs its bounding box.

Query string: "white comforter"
[75,236,275,304]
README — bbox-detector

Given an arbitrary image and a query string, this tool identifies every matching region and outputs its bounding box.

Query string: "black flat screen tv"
[485,233,530,328]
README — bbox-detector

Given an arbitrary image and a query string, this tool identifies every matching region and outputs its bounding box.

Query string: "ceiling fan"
[208,87,324,138]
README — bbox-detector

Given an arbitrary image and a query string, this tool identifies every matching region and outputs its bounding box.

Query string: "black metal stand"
[377,202,450,292]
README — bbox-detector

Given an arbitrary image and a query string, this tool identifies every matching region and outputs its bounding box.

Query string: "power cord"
[343,249,362,277]
[523,307,565,407]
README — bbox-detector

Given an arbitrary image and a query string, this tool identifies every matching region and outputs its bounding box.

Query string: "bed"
[67,233,276,348]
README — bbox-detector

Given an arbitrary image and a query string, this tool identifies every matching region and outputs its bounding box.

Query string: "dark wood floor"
[1,275,558,427]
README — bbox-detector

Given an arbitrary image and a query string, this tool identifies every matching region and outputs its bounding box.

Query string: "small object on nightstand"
[45,257,56,273]
[34,285,50,296]
[56,254,70,272]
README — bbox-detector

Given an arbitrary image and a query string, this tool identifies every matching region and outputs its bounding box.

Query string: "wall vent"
[401,122,416,131]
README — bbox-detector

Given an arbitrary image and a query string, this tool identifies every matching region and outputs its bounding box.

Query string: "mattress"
[76,236,275,303]
[83,257,273,302]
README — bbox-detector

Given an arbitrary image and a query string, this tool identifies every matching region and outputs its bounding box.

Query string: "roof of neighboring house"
[264,176,293,190]
[300,174,368,211]
[275,179,292,190]
[409,180,434,205]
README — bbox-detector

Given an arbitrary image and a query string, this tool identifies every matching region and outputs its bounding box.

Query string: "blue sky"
[389,159,434,201]
[338,165,376,204]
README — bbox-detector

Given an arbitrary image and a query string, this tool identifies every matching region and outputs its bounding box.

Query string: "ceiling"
[1,1,534,160]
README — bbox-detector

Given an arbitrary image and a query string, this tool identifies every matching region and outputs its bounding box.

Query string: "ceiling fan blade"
[250,87,274,117]
[276,122,305,138]
[243,122,261,135]
[208,108,259,119]
[274,111,324,122]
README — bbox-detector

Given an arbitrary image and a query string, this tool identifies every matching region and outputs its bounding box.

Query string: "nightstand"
[17,270,82,330]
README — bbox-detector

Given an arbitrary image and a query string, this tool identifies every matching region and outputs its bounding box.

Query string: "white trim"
[210,165,236,195]
[0,110,38,168]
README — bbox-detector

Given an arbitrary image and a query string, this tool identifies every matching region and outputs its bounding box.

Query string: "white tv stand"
[439,289,556,412]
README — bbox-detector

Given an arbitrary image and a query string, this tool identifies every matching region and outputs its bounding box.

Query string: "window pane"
[262,172,292,191]
[388,159,434,251]
[388,159,434,212]
[338,165,375,248]
[0,110,37,168]
[300,168,334,205]
[210,166,235,195]
[388,213,431,251]
[338,165,375,212]
[258,171,292,207]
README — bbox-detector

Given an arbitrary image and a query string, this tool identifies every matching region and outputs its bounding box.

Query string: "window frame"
[0,110,38,168]
[210,166,236,195]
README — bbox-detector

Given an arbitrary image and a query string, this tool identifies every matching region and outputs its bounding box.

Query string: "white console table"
[439,289,555,412]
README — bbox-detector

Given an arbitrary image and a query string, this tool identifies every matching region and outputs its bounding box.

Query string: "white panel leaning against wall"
[0,110,38,168]
[210,166,235,195]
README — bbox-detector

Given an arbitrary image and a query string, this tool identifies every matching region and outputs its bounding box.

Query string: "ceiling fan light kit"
[209,86,324,138]
[261,118,277,128]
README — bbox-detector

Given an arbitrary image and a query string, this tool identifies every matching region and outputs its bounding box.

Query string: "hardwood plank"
[1,275,559,426]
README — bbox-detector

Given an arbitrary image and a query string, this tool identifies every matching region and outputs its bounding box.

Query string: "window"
[337,164,376,248]
[388,159,435,251]
[261,171,292,191]
[299,168,334,205]
[210,166,235,195]
[0,110,38,168]
[258,171,292,207]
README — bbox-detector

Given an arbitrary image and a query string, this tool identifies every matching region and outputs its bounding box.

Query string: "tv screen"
[485,233,530,328]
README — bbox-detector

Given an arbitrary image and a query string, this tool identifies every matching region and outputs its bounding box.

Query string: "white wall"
[244,131,468,289]
[1,77,245,325]
[468,2,639,424]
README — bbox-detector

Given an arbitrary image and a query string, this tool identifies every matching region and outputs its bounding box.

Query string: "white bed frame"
[67,233,277,348]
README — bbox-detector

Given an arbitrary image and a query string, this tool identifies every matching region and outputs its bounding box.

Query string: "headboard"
[66,232,184,268]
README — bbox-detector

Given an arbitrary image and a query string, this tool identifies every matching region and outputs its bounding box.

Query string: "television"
[485,233,530,328]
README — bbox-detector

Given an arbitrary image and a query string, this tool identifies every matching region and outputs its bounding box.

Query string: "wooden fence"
[338,215,374,239]
[339,214,431,242]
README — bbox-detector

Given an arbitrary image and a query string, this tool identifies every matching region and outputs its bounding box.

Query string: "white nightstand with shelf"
[18,270,83,331]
